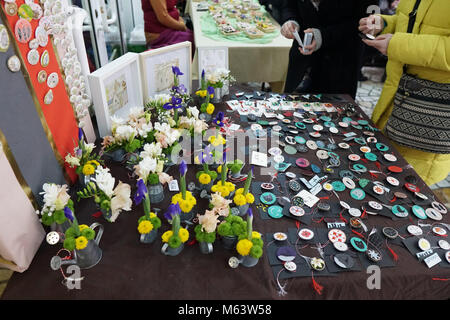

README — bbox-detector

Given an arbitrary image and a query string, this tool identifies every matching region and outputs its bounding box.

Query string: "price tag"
[297,190,320,208]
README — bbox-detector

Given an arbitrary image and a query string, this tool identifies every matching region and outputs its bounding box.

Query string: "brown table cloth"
[2,85,450,300]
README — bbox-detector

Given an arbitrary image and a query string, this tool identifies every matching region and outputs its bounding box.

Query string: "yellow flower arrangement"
[75,236,88,250]
[206,103,215,115]
[236,239,253,256]
[161,229,189,243]
[245,193,255,204]
[138,220,153,234]
[171,191,197,213]
[211,180,235,197]
[82,164,95,175]
[87,160,100,167]
[252,231,261,239]
[198,173,212,185]
[233,188,255,206]
[195,90,207,98]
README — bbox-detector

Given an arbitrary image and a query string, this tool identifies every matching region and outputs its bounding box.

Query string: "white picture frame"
[88,52,143,137]
[198,46,229,94]
[139,41,192,103]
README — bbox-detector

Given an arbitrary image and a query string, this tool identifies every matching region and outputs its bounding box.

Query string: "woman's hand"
[299,29,316,55]
[359,15,383,37]
[281,20,299,39]
[178,17,187,31]
[362,33,393,56]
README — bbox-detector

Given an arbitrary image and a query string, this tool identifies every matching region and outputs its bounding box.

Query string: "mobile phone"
[293,29,303,47]
[303,32,313,53]
[359,32,375,40]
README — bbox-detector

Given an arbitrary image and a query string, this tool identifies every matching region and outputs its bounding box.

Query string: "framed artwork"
[88,52,143,137]
[197,46,229,94]
[139,41,192,102]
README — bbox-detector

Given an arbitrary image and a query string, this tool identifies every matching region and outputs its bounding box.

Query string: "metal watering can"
[50,223,104,270]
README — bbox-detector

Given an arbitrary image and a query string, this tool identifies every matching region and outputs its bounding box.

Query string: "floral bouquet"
[134,143,172,204]
[209,192,232,216]
[154,121,181,160]
[195,209,220,254]
[37,183,73,231]
[232,167,255,215]
[61,207,96,252]
[235,208,263,266]
[227,158,244,178]
[163,66,191,125]
[171,160,197,221]
[65,128,102,181]
[211,151,235,198]
[135,179,162,243]
[217,213,247,249]
[77,166,132,222]
[195,146,218,191]
[178,106,209,137]
[208,111,227,149]
[161,203,190,256]
[206,68,235,89]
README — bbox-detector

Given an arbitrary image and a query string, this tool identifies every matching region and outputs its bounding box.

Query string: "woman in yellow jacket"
[359,0,450,185]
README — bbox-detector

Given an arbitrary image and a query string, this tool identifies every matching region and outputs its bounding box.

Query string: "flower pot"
[199,241,213,254]
[147,183,164,204]
[239,254,259,268]
[78,173,92,188]
[212,87,223,103]
[236,203,249,217]
[105,149,125,162]
[50,223,104,270]
[161,243,184,256]
[50,220,71,235]
[231,169,243,179]
[100,208,112,222]
[140,229,158,244]
[199,113,212,122]
[221,235,238,250]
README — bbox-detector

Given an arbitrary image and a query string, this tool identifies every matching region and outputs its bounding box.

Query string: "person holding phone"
[359,0,450,185]
[280,0,376,97]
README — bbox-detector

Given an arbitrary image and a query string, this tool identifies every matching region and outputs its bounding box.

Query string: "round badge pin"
[432,226,447,236]
[425,208,443,221]
[386,176,399,187]
[260,192,276,205]
[446,251,450,264]
[289,206,305,217]
[296,158,310,168]
[438,240,450,250]
[365,153,377,162]
[268,205,284,219]
[261,183,274,191]
[0,25,10,52]
[388,166,403,173]
[27,49,39,65]
[310,257,325,271]
[376,143,389,152]
[418,238,431,251]
[323,182,333,191]
[18,4,34,21]
[415,192,429,201]
[44,89,53,104]
[285,136,296,145]
[328,229,347,243]
[348,154,361,162]
[284,261,297,272]
[342,177,355,190]
[276,246,296,262]
[338,121,349,128]
[412,205,427,220]
[354,137,366,145]
[332,181,346,192]
[285,172,296,179]
[353,164,367,173]
[5,2,18,16]
[363,130,375,136]
[295,136,306,144]
[383,227,398,239]
[366,248,382,262]
[338,142,350,149]
[30,2,43,20]
[384,153,397,162]
[306,140,317,150]
[431,201,448,214]
[391,205,408,218]
[273,154,285,164]
[350,188,366,201]
[367,137,378,144]
[37,70,47,83]
[15,18,32,44]
[340,201,351,210]
[40,49,49,66]
[46,231,60,245]
[297,144,308,153]
[334,242,348,252]
[310,164,321,174]
[350,237,367,252]
[316,150,329,160]
[298,228,314,241]
[348,208,362,217]
[284,145,297,155]
[309,131,321,138]
[359,178,370,188]
[334,254,354,269]
[313,124,323,132]
[295,122,306,130]
[268,147,282,156]
[372,185,385,195]
[292,196,304,207]
[360,146,371,153]
[405,183,420,193]
[272,125,282,132]
[316,140,326,149]
[7,55,21,72]
[368,201,383,211]
[329,126,339,134]
[289,180,301,192]
[407,225,423,236]
[47,72,59,88]
[274,232,288,242]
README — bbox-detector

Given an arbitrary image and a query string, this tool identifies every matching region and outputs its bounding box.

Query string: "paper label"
[251,151,268,167]
[424,253,442,268]
[168,180,179,192]
[327,222,346,229]
[297,190,320,208]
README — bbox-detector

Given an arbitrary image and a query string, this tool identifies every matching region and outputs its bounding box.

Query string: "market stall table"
[2,87,450,300]
[187,0,293,92]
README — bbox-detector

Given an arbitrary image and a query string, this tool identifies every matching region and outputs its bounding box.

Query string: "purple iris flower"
[171,84,187,95]
[179,160,187,176]
[134,179,148,205]
[201,69,205,80]
[213,111,225,127]
[247,207,253,217]
[172,66,183,76]
[207,86,214,96]
[164,203,181,221]
[75,148,83,157]
[201,146,212,164]
[222,150,226,164]
[78,128,84,141]
[64,207,74,222]
[163,96,182,110]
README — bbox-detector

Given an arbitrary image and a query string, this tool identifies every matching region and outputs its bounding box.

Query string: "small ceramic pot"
[148,183,164,204]
[199,241,213,254]
[161,243,184,256]
[239,254,259,268]
[140,229,158,244]
[221,235,238,250]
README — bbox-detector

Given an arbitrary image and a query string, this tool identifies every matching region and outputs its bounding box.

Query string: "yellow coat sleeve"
[380,14,397,34]
[388,33,450,72]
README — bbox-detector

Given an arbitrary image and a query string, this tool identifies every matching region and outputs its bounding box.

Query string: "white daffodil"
[115,125,136,141]
[140,142,163,159]
[93,166,115,198]
[110,181,132,222]
[134,157,157,181]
